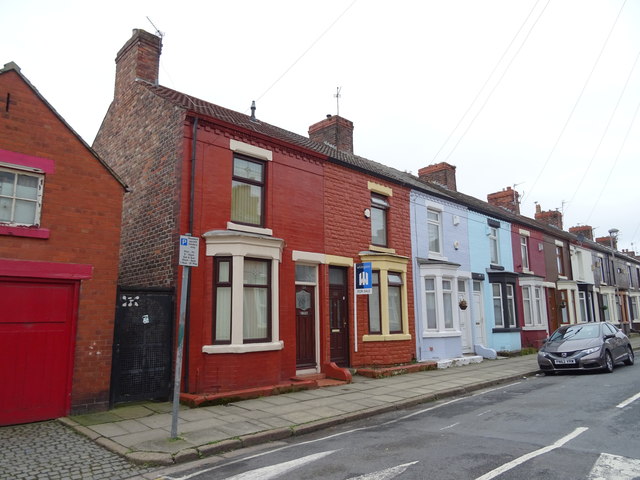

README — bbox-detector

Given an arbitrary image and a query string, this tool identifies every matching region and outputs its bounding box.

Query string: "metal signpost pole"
[171,263,189,439]
[171,233,199,439]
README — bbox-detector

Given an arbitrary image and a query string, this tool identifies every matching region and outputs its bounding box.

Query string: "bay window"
[489,272,519,330]
[204,231,283,354]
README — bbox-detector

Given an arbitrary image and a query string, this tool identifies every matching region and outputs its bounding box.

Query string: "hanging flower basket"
[601,305,608,311]
[559,301,566,309]
[459,299,468,310]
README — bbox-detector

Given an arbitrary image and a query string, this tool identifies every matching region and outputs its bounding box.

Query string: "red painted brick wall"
[183,123,326,393]
[0,70,124,413]
[324,162,416,367]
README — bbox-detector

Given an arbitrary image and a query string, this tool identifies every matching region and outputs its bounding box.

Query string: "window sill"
[368,245,396,254]
[202,341,283,354]
[422,331,461,338]
[522,326,547,331]
[0,224,50,239]
[362,333,411,342]
[492,327,521,333]
[227,222,273,236]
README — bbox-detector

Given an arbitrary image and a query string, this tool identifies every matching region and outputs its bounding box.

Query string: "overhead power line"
[522,0,628,204]
[565,46,640,215]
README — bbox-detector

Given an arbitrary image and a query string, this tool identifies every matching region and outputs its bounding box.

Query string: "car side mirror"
[604,334,615,340]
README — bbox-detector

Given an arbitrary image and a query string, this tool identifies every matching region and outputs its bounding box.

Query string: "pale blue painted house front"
[410,189,473,361]
[467,210,522,354]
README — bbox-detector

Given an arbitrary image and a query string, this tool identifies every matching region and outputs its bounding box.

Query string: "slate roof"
[139,80,637,263]
[139,80,451,199]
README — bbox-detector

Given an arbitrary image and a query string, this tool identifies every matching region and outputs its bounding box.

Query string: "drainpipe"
[183,116,199,391]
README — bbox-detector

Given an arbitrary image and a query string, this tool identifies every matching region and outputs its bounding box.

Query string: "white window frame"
[420,265,466,336]
[520,235,530,271]
[489,226,500,265]
[492,283,505,328]
[427,208,443,257]
[203,230,284,354]
[0,166,44,227]
[520,280,547,330]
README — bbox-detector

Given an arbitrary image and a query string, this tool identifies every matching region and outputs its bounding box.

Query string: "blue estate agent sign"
[355,262,372,295]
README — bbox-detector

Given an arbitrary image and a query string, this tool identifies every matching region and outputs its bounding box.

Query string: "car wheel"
[604,351,614,373]
[623,346,634,366]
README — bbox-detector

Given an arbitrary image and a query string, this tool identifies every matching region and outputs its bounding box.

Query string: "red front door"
[329,267,349,367]
[296,285,316,369]
[0,278,78,425]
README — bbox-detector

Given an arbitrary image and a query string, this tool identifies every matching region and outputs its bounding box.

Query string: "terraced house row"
[2,28,639,425]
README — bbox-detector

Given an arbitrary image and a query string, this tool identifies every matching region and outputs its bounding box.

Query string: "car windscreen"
[549,324,600,341]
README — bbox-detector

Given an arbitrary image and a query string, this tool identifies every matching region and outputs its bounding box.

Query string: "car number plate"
[554,358,576,365]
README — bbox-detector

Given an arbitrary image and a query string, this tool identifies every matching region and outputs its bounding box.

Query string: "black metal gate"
[110,288,174,405]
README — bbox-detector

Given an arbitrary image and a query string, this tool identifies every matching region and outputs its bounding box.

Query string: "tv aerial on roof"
[146,16,165,38]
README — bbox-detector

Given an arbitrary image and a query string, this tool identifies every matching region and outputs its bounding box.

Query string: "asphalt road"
[148,361,640,480]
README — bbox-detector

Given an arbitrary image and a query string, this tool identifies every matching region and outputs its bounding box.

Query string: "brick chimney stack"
[569,225,594,241]
[487,186,520,214]
[114,29,162,103]
[534,204,563,230]
[595,236,618,251]
[309,115,354,154]
[417,162,457,191]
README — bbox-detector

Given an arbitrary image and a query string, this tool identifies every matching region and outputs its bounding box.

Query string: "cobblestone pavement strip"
[0,420,157,480]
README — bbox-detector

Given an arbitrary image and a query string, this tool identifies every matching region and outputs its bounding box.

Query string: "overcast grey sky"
[3,0,639,251]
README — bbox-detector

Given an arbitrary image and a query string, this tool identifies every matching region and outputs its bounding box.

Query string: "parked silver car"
[538,322,634,374]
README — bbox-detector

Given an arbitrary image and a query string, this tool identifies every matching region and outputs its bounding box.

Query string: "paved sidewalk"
[1,334,636,479]
[63,335,639,467]
[62,353,546,467]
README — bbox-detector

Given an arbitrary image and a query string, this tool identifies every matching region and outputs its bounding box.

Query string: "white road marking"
[616,391,640,408]
[439,422,460,431]
[588,453,640,479]
[477,410,492,416]
[168,451,336,480]
[474,427,589,480]
[346,461,419,480]
[476,382,522,395]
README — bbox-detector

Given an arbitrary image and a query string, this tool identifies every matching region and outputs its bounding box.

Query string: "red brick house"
[0,62,126,424]
[313,118,415,369]
[93,29,417,401]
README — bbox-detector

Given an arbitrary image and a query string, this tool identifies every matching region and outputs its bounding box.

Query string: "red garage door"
[0,278,78,426]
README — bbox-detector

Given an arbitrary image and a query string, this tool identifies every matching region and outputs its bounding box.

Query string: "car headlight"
[581,346,601,355]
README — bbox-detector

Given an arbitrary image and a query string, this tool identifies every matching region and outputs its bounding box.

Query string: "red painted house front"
[510,221,549,348]
[94,29,416,400]
[94,29,334,397]
[0,63,125,424]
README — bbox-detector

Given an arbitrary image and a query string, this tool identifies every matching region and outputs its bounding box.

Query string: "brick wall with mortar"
[323,162,415,367]
[487,186,520,214]
[0,69,124,413]
[93,30,184,288]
